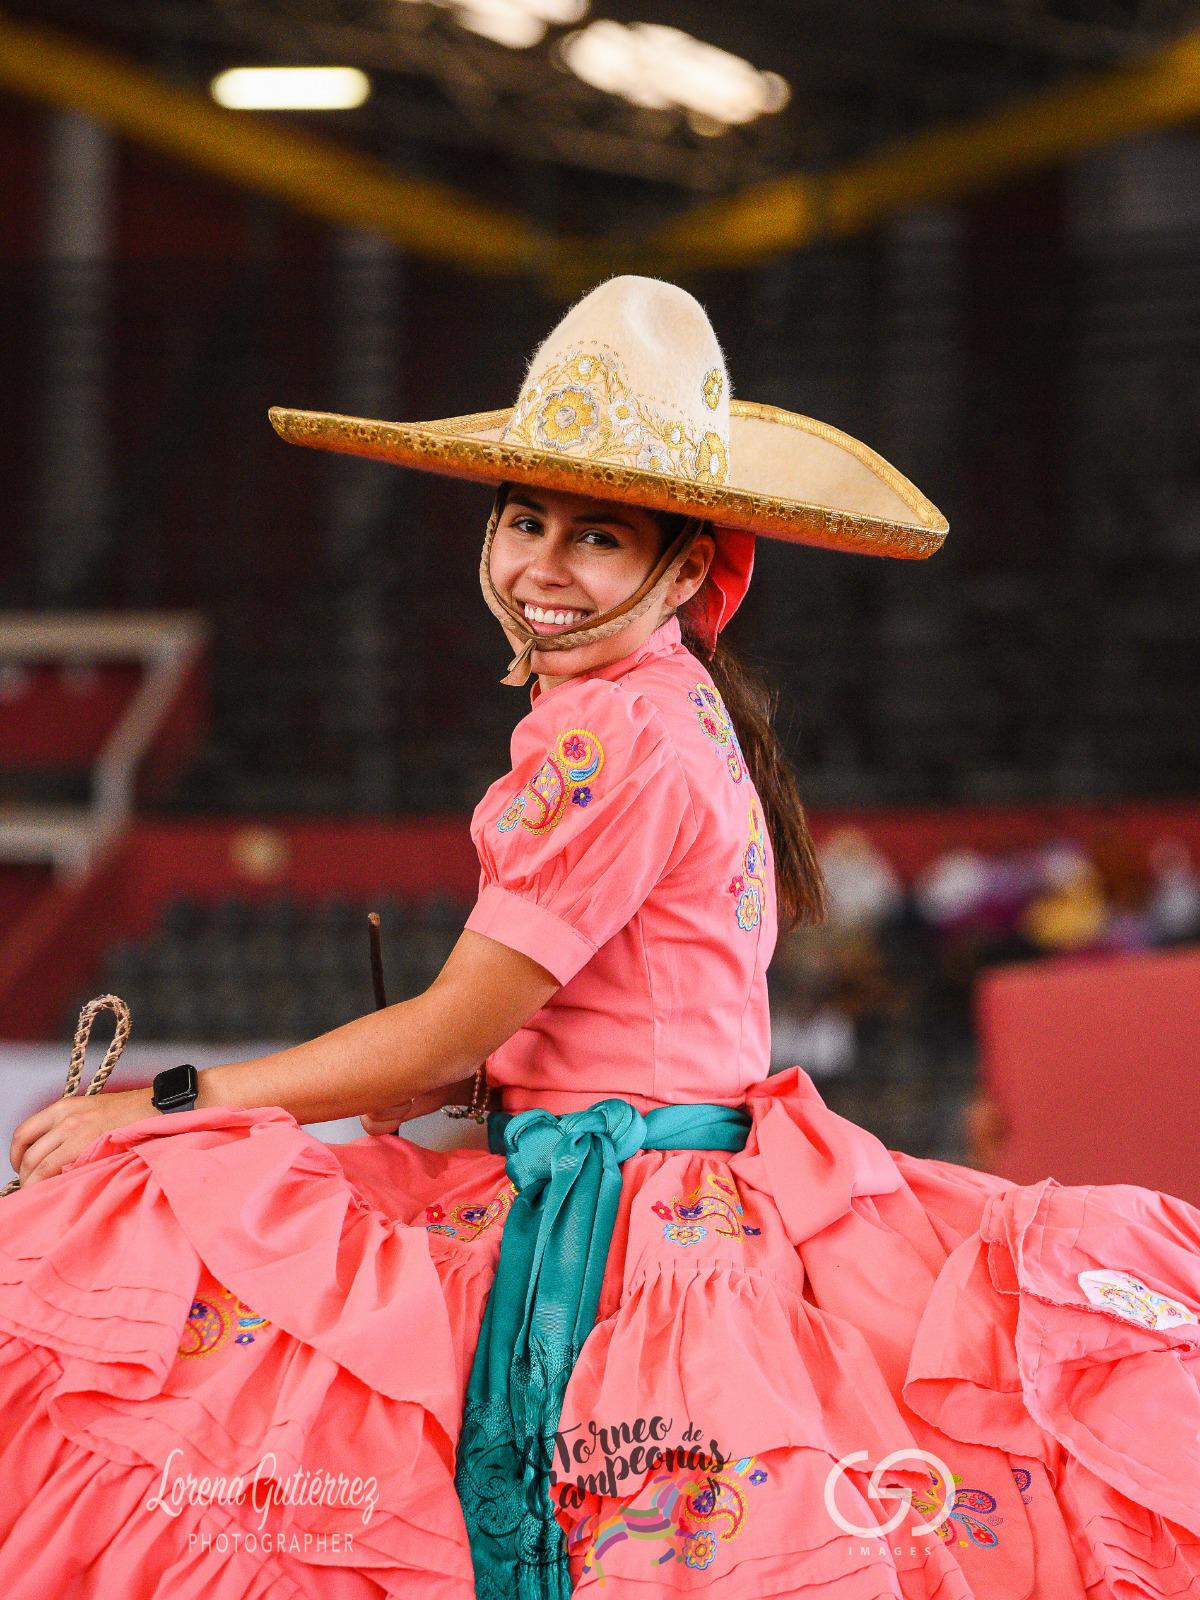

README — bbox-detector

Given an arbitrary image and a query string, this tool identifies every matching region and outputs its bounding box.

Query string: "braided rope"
[2,994,132,1196]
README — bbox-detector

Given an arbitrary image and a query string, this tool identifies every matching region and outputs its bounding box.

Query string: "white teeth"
[523,604,587,625]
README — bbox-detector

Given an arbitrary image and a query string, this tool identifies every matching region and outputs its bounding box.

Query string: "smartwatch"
[151,1063,200,1114]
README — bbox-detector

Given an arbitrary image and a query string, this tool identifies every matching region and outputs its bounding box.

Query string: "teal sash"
[453,1096,751,1599]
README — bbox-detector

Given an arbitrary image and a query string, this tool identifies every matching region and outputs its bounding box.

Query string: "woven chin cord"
[478,491,704,687]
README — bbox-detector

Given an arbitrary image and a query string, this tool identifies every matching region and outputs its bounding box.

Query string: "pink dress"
[2,615,1199,1598]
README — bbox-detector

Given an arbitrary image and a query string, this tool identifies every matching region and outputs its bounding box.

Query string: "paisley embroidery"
[178,1284,271,1358]
[497,727,605,835]
[426,1180,517,1241]
[651,1169,761,1246]
[1077,1268,1199,1329]
[686,683,744,783]
[567,1455,769,1582]
[911,1464,1006,1549]
[729,801,767,932]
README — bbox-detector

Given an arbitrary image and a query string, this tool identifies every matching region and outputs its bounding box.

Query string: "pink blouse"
[465,616,778,1115]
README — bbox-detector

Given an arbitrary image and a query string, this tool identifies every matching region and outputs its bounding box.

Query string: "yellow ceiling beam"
[0,12,547,273]
[2,12,1198,279]
[652,29,1200,268]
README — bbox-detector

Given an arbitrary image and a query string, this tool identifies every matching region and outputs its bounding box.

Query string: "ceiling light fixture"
[210,67,371,111]
[559,22,788,128]
[397,0,588,50]
[456,3,548,49]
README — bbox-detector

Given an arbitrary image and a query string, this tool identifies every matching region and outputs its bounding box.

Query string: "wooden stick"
[368,912,387,1010]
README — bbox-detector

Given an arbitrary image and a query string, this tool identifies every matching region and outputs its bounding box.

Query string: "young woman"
[4,277,1198,1599]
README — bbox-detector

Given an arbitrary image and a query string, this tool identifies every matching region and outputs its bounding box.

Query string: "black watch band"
[151,1063,200,1114]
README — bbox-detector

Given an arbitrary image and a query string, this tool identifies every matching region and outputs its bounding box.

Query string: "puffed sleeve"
[465,679,699,985]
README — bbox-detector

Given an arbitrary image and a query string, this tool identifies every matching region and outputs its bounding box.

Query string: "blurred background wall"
[1,0,1197,1176]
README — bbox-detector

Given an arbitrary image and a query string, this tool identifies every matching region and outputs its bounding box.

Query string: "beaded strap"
[443,1061,491,1123]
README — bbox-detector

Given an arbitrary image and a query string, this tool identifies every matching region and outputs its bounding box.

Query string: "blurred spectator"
[818,827,903,930]
[1146,836,1200,945]
[771,989,857,1080]
[1020,858,1111,953]
[771,823,1198,1159]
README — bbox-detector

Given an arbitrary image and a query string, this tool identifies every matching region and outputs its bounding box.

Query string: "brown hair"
[662,515,827,932]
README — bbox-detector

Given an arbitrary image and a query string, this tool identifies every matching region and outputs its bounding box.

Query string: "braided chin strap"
[478,497,703,687]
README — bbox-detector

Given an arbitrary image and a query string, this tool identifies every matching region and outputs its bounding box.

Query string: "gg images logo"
[823,1448,956,1540]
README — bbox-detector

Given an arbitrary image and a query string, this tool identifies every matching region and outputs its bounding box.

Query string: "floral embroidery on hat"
[425,1180,517,1242]
[497,727,605,835]
[695,432,728,483]
[1077,1268,1199,1330]
[501,344,729,486]
[536,386,600,451]
[654,1169,760,1246]
[568,351,607,384]
[731,802,768,932]
[686,682,745,783]
[177,1282,271,1358]
[702,368,724,411]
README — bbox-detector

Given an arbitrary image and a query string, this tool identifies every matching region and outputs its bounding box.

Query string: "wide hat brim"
[268,399,947,559]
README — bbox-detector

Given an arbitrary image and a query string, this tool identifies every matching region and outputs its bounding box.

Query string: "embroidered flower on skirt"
[425,1181,516,1242]
[177,1284,271,1358]
[909,1463,1033,1550]
[1077,1267,1200,1329]
[651,1169,761,1246]
[496,727,605,835]
[565,1455,770,1584]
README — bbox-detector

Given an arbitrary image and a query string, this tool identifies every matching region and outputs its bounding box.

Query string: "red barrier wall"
[976,946,1200,1204]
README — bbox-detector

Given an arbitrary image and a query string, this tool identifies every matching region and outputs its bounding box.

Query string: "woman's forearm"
[190,929,559,1126]
[194,982,485,1125]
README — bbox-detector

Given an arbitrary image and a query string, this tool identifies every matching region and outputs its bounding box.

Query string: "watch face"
[153,1064,198,1111]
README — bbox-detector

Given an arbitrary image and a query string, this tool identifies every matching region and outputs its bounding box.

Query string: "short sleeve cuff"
[464,884,596,987]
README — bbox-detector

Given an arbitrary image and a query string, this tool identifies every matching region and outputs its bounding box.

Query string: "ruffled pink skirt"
[1,1066,1198,1598]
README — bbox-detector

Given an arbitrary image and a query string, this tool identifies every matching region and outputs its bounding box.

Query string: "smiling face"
[488,486,715,693]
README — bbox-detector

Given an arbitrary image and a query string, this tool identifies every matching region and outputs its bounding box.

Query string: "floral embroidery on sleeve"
[686,683,745,783]
[729,801,767,932]
[497,727,605,835]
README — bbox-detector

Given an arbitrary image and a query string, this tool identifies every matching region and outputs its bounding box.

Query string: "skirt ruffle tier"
[0,1070,1197,1597]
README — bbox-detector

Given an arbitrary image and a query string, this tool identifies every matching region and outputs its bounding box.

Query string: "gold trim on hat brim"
[268,399,948,559]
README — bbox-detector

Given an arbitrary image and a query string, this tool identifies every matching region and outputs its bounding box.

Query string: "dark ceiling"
[8,0,1200,227]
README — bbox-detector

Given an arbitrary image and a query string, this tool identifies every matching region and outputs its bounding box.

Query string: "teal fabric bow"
[453,1095,752,1599]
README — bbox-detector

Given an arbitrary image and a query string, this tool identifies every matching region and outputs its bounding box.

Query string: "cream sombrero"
[270,275,948,683]
[271,274,946,557]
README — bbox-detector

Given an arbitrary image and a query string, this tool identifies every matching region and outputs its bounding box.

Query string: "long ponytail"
[663,518,828,932]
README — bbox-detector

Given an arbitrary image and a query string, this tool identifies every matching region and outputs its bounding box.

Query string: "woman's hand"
[360,1074,481,1136]
[8,1086,157,1188]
